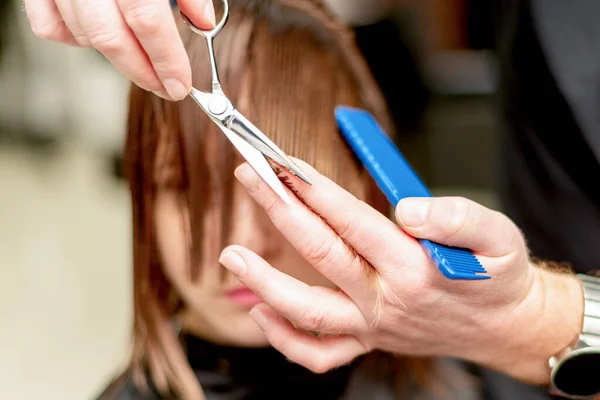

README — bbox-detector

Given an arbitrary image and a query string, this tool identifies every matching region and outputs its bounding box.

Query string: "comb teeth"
[420,239,490,280]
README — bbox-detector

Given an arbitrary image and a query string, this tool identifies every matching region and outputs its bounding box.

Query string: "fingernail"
[204,1,216,27]
[396,198,430,227]
[162,78,188,101]
[152,90,172,100]
[219,251,247,275]
[250,308,268,330]
[234,163,261,194]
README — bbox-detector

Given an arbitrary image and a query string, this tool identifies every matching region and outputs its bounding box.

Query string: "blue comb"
[335,106,490,280]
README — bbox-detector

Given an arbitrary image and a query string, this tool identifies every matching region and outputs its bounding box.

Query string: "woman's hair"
[121,1,430,399]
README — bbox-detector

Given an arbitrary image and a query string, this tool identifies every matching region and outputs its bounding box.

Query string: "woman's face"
[154,169,342,348]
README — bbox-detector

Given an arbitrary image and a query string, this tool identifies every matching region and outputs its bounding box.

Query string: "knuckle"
[87,30,123,54]
[497,211,528,252]
[305,238,337,268]
[123,3,162,36]
[263,194,283,216]
[150,56,183,78]
[31,20,63,41]
[408,271,433,298]
[443,197,471,240]
[398,267,436,309]
[497,210,518,234]
[73,33,92,47]
[308,354,332,374]
[336,208,361,240]
[298,306,327,332]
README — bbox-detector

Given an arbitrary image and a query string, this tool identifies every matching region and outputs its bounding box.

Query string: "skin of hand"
[22,0,216,101]
[218,159,585,385]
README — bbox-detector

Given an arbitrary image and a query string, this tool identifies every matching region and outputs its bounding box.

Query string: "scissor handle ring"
[180,0,229,38]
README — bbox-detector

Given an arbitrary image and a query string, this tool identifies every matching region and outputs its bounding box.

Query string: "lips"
[225,287,263,308]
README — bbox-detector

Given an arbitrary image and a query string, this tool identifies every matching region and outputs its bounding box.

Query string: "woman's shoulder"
[93,371,165,400]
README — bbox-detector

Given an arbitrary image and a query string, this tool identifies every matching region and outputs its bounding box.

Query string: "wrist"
[479,265,584,384]
[549,273,600,399]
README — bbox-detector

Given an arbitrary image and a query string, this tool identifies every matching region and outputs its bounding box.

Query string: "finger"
[178,0,216,29]
[24,0,78,45]
[54,0,90,46]
[72,0,163,93]
[117,0,192,100]
[235,160,426,274]
[272,160,421,268]
[219,246,368,335]
[395,197,525,257]
[250,303,368,374]
[234,163,378,304]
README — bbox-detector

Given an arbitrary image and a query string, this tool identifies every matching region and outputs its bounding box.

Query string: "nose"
[228,195,281,260]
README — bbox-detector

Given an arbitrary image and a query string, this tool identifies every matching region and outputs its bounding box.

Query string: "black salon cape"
[96,336,552,400]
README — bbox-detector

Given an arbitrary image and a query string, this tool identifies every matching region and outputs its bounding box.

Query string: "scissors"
[180,0,312,204]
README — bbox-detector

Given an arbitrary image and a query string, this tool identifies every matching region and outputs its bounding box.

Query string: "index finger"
[117,0,196,100]
[234,163,378,305]
[262,159,426,271]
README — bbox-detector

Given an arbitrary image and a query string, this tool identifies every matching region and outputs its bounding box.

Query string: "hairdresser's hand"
[23,0,215,100]
[219,159,584,386]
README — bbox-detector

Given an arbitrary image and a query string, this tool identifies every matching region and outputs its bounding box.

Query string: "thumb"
[395,197,523,257]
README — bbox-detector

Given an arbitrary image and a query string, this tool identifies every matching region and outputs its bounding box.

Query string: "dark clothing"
[96,336,552,400]
[496,0,600,275]
[97,336,354,400]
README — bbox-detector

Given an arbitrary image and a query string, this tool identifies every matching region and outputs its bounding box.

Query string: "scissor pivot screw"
[209,96,228,115]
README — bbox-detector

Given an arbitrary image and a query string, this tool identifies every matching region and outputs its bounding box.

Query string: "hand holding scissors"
[24,0,216,101]
[181,0,312,203]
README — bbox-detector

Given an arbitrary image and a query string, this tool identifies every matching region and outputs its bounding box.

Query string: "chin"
[216,314,271,348]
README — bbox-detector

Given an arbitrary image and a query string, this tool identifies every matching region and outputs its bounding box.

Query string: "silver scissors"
[180,0,312,204]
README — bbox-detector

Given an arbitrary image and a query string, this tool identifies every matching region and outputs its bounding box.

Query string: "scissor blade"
[226,111,313,185]
[217,125,292,204]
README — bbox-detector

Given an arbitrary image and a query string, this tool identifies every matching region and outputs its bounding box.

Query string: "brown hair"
[120,1,430,399]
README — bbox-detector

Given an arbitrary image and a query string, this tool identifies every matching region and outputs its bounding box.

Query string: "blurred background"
[0,0,499,398]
